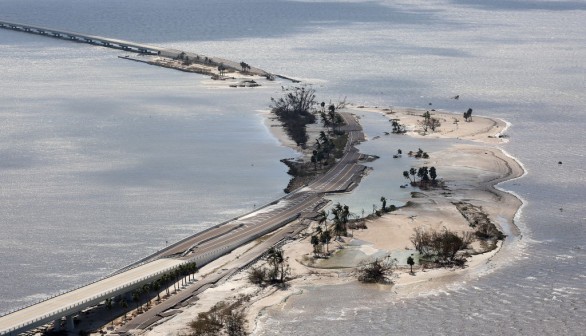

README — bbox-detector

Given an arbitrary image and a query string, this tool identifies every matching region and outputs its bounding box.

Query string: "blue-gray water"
[1,0,584,335]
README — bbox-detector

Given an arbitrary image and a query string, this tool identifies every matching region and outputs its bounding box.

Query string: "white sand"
[142,106,525,336]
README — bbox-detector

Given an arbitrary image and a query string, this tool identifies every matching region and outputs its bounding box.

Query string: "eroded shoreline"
[140,106,525,336]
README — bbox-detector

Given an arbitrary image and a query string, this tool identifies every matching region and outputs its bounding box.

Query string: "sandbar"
[140,106,525,336]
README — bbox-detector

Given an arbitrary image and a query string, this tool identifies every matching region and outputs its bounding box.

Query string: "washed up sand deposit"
[139,106,524,336]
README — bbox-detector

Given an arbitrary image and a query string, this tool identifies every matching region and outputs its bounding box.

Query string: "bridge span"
[0,114,365,336]
[0,19,181,57]
[0,19,270,76]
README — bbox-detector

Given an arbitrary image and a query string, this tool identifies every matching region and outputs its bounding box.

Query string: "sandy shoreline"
[142,106,525,336]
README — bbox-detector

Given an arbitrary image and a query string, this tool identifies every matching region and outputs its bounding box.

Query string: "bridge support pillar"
[66,314,75,331]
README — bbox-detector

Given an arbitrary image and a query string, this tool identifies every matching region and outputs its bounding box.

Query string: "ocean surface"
[1,0,585,335]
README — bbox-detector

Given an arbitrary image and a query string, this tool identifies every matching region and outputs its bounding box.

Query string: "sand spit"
[139,106,524,336]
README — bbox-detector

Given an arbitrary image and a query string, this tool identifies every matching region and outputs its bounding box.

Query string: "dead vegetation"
[453,202,505,241]
[356,257,397,284]
[189,295,250,336]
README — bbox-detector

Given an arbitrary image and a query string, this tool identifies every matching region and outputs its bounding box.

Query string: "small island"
[137,99,523,336]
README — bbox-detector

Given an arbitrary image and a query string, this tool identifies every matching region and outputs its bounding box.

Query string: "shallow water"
[325,111,456,214]
[1,0,585,334]
[0,35,297,310]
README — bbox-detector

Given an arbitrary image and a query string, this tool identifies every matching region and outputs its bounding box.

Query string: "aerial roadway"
[0,113,365,336]
[0,19,270,77]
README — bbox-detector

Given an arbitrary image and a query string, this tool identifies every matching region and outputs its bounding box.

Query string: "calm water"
[325,111,457,215]
[1,0,585,334]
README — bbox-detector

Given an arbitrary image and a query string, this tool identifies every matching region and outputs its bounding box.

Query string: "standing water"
[0,1,584,335]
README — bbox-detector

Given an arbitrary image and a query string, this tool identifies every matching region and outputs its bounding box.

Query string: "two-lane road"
[0,112,366,336]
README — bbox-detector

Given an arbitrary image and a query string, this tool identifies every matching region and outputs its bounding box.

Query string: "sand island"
[3,59,523,334]
[130,98,524,336]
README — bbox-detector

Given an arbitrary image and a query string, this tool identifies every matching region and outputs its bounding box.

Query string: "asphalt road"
[116,112,366,332]
[0,113,365,336]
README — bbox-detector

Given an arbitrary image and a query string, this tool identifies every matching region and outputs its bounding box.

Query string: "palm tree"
[417,166,429,183]
[409,168,417,183]
[179,264,189,286]
[119,298,128,321]
[320,230,331,254]
[311,235,320,256]
[132,289,141,312]
[311,151,318,171]
[331,203,349,238]
[341,205,350,234]
[161,274,170,297]
[178,266,185,286]
[142,284,151,309]
[188,262,197,281]
[429,167,437,181]
[333,214,343,238]
[332,203,343,216]
[334,114,345,133]
[319,131,329,145]
[173,268,180,293]
[218,63,226,76]
[186,262,194,282]
[105,298,114,327]
[316,209,328,229]
[403,170,411,183]
[328,104,336,132]
[320,111,330,129]
[152,280,161,302]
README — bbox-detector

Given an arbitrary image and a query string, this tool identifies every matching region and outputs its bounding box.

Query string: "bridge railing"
[0,189,290,321]
[184,213,300,268]
[0,261,187,336]
[1,211,300,336]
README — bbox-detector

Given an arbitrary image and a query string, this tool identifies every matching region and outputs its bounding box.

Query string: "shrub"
[247,267,267,285]
[357,258,397,284]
